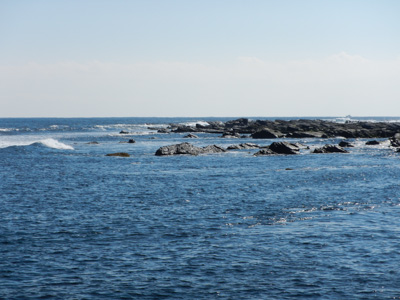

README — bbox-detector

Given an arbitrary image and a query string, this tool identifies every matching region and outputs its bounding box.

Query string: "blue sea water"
[1,117,400,299]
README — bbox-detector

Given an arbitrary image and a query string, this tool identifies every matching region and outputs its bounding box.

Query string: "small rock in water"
[119,130,129,134]
[339,140,355,147]
[183,133,199,138]
[313,144,348,153]
[365,140,380,145]
[106,152,130,157]
[128,139,136,143]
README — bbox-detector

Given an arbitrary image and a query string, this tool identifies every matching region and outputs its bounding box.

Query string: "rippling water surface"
[1,117,400,299]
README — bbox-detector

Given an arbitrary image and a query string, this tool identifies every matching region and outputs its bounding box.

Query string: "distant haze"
[1,0,399,117]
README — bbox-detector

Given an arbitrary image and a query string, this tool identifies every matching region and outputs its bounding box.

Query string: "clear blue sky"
[1,0,400,117]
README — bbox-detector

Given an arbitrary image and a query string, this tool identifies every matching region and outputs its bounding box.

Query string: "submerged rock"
[390,133,400,147]
[227,143,260,150]
[183,133,199,138]
[157,128,170,134]
[106,152,130,157]
[254,148,276,156]
[339,140,355,147]
[221,131,241,138]
[366,140,381,145]
[155,142,226,156]
[313,145,348,154]
[119,130,130,134]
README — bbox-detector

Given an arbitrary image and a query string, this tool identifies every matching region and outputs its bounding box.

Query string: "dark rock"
[106,152,130,157]
[254,142,300,155]
[269,142,300,155]
[365,140,380,145]
[157,128,170,134]
[172,125,198,133]
[184,134,199,139]
[287,131,325,138]
[339,140,355,147]
[225,118,249,128]
[202,145,226,154]
[251,128,279,139]
[87,141,99,144]
[155,143,202,156]
[254,148,276,156]
[221,131,241,138]
[119,130,129,134]
[155,143,226,156]
[313,145,349,153]
[227,143,260,150]
[128,139,136,143]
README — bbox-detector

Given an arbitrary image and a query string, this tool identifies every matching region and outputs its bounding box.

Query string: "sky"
[1,0,400,117]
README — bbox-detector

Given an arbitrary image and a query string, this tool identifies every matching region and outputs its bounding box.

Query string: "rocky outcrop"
[254,142,300,156]
[106,152,130,157]
[269,142,300,154]
[164,118,400,139]
[251,128,280,139]
[313,145,348,154]
[184,134,199,138]
[155,143,226,156]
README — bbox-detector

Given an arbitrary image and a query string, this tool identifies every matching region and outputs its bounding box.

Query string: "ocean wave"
[0,128,15,132]
[0,138,74,150]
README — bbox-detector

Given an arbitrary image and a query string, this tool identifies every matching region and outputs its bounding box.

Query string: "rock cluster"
[162,118,400,139]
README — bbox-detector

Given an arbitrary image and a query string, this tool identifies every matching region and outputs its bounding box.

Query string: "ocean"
[1,117,400,299]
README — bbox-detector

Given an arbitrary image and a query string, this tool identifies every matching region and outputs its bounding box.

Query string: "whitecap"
[0,138,74,150]
[38,138,74,150]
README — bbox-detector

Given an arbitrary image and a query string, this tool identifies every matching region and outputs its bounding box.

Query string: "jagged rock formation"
[155,143,226,156]
[254,142,300,156]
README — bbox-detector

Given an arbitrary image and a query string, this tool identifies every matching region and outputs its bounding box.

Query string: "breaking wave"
[0,138,74,150]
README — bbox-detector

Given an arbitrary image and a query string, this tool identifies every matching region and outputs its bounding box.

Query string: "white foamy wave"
[0,138,74,150]
[38,138,74,150]
[0,128,15,132]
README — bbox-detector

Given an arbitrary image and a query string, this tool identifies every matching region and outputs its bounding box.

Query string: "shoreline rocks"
[165,118,400,139]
